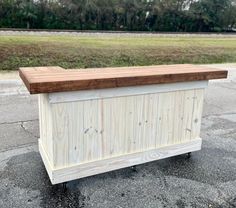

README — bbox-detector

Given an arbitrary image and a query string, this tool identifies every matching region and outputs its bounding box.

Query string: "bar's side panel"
[38,94,53,165]
[50,87,205,169]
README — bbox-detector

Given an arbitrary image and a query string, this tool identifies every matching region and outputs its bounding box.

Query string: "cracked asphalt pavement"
[0,64,236,208]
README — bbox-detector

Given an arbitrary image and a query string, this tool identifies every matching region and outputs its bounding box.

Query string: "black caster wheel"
[62,182,67,191]
[131,165,137,172]
[186,152,191,159]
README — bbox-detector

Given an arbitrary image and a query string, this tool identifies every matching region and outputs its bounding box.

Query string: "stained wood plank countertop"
[19,64,228,94]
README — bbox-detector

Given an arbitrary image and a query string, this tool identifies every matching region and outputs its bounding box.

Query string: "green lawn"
[1,35,236,70]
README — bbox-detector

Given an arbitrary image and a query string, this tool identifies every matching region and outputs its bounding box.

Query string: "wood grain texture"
[19,64,227,94]
[39,138,202,184]
[39,139,53,180]
[39,84,205,169]
[38,94,53,163]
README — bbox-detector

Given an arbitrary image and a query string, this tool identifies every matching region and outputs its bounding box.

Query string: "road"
[1,30,236,37]
[0,64,236,208]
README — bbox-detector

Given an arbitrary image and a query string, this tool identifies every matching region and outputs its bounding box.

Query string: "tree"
[221,0,236,30]
[18,0,37,29]
[189,0,232,32]
[0,0,236,32]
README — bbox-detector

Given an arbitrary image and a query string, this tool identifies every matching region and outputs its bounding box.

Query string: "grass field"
[1,35,236,70]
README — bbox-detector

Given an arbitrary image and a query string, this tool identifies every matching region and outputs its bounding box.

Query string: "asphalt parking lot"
[0,64,236,208]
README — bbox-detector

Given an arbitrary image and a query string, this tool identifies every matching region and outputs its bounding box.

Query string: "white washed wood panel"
[51,103,70,167]
[45,88,205,168]
[172,91,185,144]
[68,102,84,164]
[38,94,53,163]
[191,89,205,139]
[50,138,202,184]
[49,81,208,103]
[82,99,103,162]
[181,90,194,142]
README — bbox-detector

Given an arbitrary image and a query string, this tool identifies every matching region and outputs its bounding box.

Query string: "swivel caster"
[131,165,137,172]
[186,152,191,159]
[62,182,67,191]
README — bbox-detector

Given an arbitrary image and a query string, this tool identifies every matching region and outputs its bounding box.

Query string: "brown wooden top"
[19,64,228,94]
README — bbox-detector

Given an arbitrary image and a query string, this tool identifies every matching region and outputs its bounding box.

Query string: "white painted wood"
[48,81,208,104]
[191,89,205,139]
[38,139,53,179]
[68,102,85,165]
[51,103,69,167]
[38,94,53,163]
[172,90,185,144]
[45,88,205,168]
[182,90,195,142]
[41,138,201,184]
[38,81,207,183]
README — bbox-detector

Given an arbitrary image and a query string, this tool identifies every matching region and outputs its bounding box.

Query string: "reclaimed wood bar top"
[19,64,228,94]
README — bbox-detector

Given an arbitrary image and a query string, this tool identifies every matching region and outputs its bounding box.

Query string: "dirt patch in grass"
[1,35,236,70]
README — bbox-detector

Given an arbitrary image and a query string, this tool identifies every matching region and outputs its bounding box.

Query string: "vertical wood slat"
[38,94,53,163]
[82,99,103,162]
[191,89,205,140]
[51,103,69,167]
[68,102,84,164]
[39,86,205,169]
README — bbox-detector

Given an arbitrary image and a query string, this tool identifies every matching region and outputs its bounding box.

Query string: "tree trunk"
[27,21,30,29]
[79,19,83,30]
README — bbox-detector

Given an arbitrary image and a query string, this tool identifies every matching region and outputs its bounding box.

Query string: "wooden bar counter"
[19,64,227,184]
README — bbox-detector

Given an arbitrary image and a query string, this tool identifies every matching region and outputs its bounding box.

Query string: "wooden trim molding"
[39,138,202,184]
[48,80,208,103]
